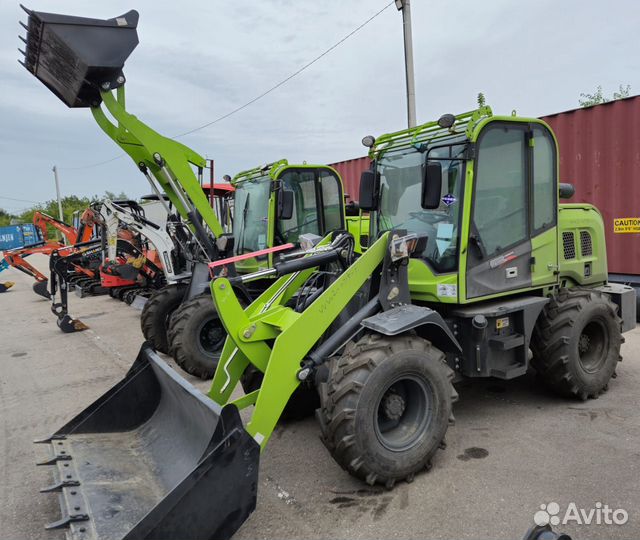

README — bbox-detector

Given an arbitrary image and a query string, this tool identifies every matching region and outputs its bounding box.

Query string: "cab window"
[473,125,527,256]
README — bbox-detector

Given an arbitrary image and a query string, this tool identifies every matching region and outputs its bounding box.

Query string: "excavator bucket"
[19,6,139,107]
[36,344,259,540]
[33,280,51,299]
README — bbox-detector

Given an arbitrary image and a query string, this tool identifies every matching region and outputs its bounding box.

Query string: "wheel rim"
[374,375,433,452]
[196,317,226,356]
[578,319,609,373]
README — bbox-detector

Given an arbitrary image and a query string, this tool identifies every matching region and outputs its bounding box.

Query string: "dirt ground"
[1,255,639,540]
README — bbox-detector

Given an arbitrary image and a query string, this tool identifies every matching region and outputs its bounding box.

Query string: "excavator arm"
[33,211,79,244]
[101,199,185,282]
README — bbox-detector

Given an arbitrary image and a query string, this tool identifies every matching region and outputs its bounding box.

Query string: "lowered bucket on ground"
[36,344,259,540]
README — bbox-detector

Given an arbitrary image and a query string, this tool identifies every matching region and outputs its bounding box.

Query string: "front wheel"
[140,283,188,354]
[167,293,226,379]
[317,333,457,488]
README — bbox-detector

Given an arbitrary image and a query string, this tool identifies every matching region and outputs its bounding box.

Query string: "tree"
[0,209,15,227]
[579,84,631,107]
[477,92,486,108]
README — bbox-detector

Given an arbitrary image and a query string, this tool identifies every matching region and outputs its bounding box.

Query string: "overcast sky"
[1,0,639,212]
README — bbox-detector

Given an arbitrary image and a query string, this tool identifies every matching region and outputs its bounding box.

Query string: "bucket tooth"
[45,513,89,530]
[19,4,32,15]
[37,454,71,466]
[34,434,66,444]
[40,479,80,493]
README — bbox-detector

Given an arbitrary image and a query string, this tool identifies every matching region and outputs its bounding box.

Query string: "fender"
[361,304,462,354]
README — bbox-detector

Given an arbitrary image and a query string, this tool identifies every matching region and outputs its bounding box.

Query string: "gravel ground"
[1,255,639,540]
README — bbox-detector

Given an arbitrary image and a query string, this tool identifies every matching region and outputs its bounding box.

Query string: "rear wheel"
[168,294,226,379]
[531,288,622,400]
[317,333,457,488]
[141,283,188,354]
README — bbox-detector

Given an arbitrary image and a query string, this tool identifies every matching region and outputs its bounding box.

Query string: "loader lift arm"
[19,6,228,262]
[208,231,390,448]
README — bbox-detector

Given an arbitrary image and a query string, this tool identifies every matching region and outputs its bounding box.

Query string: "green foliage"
[477,92,486,108]
[4,190,129,239]
[579,84,631,107]
[0,209,14,227]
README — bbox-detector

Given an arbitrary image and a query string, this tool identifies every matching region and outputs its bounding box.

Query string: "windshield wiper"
[238,193,250,253]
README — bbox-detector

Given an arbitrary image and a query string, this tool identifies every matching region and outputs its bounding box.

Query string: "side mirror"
[359,170,379,211]
[277,189,294,220]
[422,161,442,209]
[559,182,575,199]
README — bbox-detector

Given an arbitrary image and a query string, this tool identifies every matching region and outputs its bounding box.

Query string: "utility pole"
[52,165,64,222]
[396,0,416,128]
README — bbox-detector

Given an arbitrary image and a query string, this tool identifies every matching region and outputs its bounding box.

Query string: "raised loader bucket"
[36,343,259,540]
[19,6,139,107]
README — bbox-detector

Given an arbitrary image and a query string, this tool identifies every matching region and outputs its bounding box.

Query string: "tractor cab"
[231,160,347,272]
[360,107,601,304]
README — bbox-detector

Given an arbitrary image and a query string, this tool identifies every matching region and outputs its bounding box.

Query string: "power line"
[58,1,394,171]
[59,154,123,171]
[0,195,41,204]
[174,1,394,138]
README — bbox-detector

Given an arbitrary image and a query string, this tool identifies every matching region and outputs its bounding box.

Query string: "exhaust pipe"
[19,6,139,108]
[35,344,259,539]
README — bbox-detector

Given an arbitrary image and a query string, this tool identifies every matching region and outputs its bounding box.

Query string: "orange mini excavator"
[1,210,94,298]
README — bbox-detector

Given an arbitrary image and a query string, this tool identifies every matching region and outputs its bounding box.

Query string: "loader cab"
[366,109,560,304]
[231,160,346,272]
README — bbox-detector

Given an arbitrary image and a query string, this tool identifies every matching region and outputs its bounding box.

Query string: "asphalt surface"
[1,255,639,540]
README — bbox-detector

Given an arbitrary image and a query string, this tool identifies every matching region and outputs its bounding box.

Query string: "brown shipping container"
[330,156,371,204]
[330,96,640,280]
[541,96,640,279]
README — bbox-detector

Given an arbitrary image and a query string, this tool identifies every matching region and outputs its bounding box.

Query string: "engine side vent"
[563,231,576,260]
[580,230,593,257]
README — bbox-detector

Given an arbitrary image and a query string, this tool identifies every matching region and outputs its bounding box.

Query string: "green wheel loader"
[20,6,634,540]
[166,159,366,379]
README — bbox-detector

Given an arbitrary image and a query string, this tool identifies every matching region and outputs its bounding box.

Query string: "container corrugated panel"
[329,156,371,203]
[542,96,640,276]
[0,224,41,250]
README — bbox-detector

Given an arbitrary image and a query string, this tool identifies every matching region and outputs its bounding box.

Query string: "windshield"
[376,144,466,273]
[233,176,271,254]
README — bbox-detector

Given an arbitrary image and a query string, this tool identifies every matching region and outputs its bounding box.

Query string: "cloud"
[1,0,639,208]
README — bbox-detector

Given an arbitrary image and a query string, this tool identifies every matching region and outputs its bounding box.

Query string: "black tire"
[168,294,226,379]
[140,283,188,354]
[241,365,320,421]
[317,333,457,488]
[531,288,623,400]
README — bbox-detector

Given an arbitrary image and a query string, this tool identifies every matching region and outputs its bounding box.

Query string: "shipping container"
[0,224,42,251]
[329,157,371,204]
[330,96,640,293]
[541,96,640,287]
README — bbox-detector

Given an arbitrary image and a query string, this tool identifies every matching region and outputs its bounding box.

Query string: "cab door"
[465,121,557,299]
